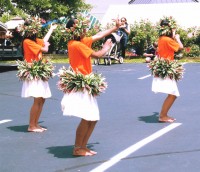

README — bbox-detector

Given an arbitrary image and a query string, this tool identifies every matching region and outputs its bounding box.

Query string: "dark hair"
[153,42,158,48]
[66,19,75,29]
[160,19,173,37]
[160,19,169,27]
[24,19,32,26]
[22,20,37,56]
[121,17,128,24]
[22,19,37,41]
[21,34,37,56]
[66,18,81,41]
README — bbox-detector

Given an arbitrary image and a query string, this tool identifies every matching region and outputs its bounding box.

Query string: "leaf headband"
[65,13,90,40]
[157,16,177,36]
[18,17,42,37]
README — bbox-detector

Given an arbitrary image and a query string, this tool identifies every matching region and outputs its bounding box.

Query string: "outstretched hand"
[50,23,58,30]
[112,18,120,29]
[44,41,50,47]
[103,38,112,51]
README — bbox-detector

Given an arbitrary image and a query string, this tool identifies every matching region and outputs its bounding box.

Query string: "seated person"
[143,42,158,62]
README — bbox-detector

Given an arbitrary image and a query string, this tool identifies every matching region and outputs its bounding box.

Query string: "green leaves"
[148,58,184,81]
[5,0,92,22]
[16,58,55,81]
[57,67,107,96]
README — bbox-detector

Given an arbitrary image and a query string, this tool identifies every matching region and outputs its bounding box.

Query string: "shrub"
[183,44,200,57]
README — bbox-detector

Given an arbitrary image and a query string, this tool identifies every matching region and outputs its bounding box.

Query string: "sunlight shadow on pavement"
[138,112,159,123]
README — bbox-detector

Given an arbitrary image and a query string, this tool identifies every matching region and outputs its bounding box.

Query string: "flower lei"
[157,16,177,36]
[17,17,42,37]
[16,58,55,81]
[148,58,184,81]
[57,66,107,96]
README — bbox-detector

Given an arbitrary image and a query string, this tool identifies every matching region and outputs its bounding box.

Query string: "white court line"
[0,119,12,124]
[90,123,182,172]
[138,74,151,80]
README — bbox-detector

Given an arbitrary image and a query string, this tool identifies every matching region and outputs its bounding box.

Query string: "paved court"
[0,62,200,172]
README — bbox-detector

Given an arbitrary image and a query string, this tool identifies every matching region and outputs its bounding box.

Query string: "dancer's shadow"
[7,124,29,132]
[46,143,99,159]
[46,145,74,158]
[138,112,159,123]
[7,121,46,132]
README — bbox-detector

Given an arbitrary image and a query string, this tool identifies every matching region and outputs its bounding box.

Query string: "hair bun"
[160,20,169,26]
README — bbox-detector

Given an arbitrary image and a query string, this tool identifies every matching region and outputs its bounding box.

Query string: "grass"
[45,54,200,63]
[49,55,200,64]
[1,54,200,64]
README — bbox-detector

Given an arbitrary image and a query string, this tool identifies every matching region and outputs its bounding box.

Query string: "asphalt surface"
[0,62,200,172]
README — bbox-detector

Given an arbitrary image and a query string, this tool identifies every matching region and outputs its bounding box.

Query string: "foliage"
[157,16,177,36]
[178,27,197,47]
[194,28,200,46]
[49,24,68,52]
[0,0,15,16]
[17,17,43,37]
[0,12,11,23]
[57,66,107,96]
[183,44,200,57]
[148,58,184,81]
[129,19,158,56]
[0,0,28,21]
[65,13,91,41]
[127,19,200,58]
[49,13,103,52]
[10,0,92,21]
[86,25,103,50]
[16,58,55,81]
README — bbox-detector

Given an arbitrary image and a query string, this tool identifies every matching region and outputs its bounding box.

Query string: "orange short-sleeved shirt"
[23,38,44,62]
[68,37,94,75]
[157,36,180,61]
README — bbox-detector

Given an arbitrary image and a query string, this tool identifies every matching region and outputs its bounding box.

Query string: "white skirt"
[152,77,180,97]
[61,91,100,121]
[21,79,51,98]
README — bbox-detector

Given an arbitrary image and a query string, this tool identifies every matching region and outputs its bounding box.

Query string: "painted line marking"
[90,123,182,172]
[138,74,151,80]
[0,119,12,124]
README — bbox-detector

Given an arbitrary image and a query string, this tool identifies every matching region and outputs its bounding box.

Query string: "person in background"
[61,16,120,156]
[20,19,57,132]
[143,42,158,63]
[5,31,13,46]
[118,17,130,58]
[152,17,183,123]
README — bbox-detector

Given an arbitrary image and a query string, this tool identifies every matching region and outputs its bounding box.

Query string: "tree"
[0,0,14,16]
[11,0,92,20]
[129,19,158,56]
[0,0,27,19]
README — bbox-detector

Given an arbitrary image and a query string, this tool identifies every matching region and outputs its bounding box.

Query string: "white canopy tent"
[101,3,200,28]
[5,17,24,30]
[0,22,7,31]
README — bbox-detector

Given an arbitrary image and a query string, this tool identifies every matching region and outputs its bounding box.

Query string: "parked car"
[56,49,68,54]
[0,45,23,60]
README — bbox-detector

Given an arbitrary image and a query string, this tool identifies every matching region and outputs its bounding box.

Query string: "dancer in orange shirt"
[61,16,120,156]
[152,17,183,123]
[20,18,57,132]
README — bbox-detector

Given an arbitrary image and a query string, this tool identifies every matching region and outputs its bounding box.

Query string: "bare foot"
[83,147,97,155]
[36,125,47,131]
[28,127,44,133]
[73,147,93,156]
[158,116,176,123]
